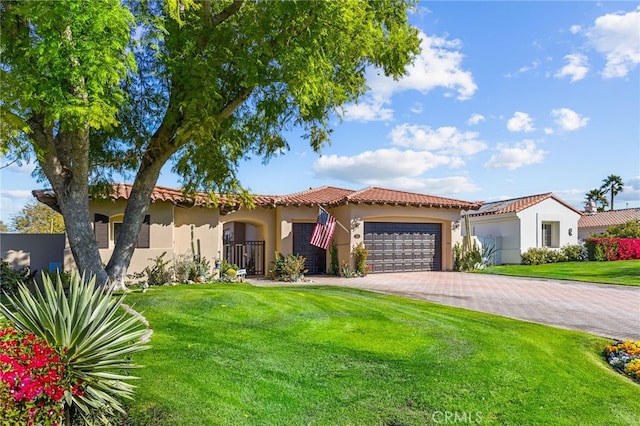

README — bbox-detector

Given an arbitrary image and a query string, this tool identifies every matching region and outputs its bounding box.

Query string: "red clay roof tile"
[578,208,640,228]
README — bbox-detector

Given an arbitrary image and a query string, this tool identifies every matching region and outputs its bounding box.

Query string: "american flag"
[309,209,336,250]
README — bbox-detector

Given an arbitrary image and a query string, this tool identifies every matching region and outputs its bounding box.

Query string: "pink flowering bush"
[586,238,640,261]
[0,324,83,425]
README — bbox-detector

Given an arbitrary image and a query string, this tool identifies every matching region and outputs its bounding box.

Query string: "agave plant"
[0,271,150,424]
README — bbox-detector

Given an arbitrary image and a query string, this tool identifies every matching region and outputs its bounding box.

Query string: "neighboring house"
[578,208,640,240]
[467,193,582,265]
[33,184,481,277]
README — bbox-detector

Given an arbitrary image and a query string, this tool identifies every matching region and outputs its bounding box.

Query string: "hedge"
[585,237,640,261]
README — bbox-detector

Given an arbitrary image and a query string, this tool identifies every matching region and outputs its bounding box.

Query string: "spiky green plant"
[0,272,150,424]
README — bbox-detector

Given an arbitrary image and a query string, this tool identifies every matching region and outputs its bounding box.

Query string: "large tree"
[10,201,66,234]
[600,174,624,211]
[1,0,420,287]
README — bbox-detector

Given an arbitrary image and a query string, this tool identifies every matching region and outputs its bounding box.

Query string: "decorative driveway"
[252,272,639,340]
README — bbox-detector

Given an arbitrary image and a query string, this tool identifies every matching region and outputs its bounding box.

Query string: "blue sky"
[1,1,639,224]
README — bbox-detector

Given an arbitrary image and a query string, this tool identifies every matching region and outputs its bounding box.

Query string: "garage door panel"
[364,222,442,273]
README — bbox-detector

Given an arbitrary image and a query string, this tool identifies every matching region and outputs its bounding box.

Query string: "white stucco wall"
[469,213,521,264]
[518,198,579,251]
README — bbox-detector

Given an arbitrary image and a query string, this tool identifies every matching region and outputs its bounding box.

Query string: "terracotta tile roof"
[34,184,482,210]
[344,187,481,209]
[578,208,640,228]
[266,186,354,206]
[469,193,581,216]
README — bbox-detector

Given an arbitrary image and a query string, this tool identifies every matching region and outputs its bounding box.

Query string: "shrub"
[521,247,564,265]
[173,254,212,283]
[604,219,640,238]
[0,324,83,425]
[353,242,369,276]
[0,260,34,296]
[453,241,482,271]
[144,252,173,286]
[0,272,150,423]
[270,252,306,281]
[328,243,340,276]
[586,238,640,261]
[605,340,640,383]
[560,244,587,262]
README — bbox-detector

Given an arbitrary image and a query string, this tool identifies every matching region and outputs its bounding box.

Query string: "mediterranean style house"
[466,193,582,264]
[32,184,482,277]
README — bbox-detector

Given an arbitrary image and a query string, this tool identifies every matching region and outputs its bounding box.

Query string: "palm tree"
[600,174,624,211]
[585,188,609,212]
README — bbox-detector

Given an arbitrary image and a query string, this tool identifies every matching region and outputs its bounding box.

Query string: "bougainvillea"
[586,238,640,261]
[0,324,83,425]
[605,340,640,383]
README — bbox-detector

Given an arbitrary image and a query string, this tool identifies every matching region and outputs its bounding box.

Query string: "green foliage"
[453,241,482,271]
[10,202,65,234]
[340,262,358,278]
[173,253,212,283]
[0,271,149,424]
[1,0,420,286]
[604,219,640,238]
[270,252,307,282]
[585,188,608,212]
[0,221,8,232]
[0,260,34,296]
[353,242,369,276]
[328,243,340,276]
[521,247,565,265]
[600,174,624,210]
[144,252,173,286]
[561,244,587,262]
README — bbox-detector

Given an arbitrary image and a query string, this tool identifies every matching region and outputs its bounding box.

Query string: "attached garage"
[364,222,442,273]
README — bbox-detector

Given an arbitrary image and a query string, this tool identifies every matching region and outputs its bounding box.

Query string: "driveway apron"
[252,272,640,340]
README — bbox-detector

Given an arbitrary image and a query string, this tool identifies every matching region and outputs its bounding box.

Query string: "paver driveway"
[253,272,639,340]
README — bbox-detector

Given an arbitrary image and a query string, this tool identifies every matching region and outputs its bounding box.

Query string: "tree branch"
[219,87,253,119]
[209,0,244,27]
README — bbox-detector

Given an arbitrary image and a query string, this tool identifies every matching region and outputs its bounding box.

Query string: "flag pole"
[319,206,350,234]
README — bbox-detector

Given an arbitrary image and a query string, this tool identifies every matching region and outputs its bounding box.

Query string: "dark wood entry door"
[292,223,326,275]
[364,222,442,273]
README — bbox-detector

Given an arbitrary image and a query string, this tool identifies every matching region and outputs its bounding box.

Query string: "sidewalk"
[251,272,640,340]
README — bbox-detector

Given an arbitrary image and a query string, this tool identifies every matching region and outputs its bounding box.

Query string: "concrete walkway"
[251,272,640,340]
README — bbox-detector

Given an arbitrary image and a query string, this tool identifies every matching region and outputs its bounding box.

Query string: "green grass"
[123,284,639,425]
[478,259,640,286]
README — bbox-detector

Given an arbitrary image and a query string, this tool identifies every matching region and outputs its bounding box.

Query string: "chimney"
[585,200,597,215]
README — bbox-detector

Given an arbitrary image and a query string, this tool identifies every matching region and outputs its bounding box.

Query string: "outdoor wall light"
[568,228,573,236]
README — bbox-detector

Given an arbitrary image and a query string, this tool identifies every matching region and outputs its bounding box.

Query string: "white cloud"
[313,148,453,183]
[342,99,394,122]
[390,124,487,156]
[544,128,554,135]
[555,53,590,82]
[468,113,485,125]
[484,140,546,170]
[570,25,582,34]
[585,7,640,78]
[0,190,34,224]
[551,108,589,131]
[507,112,535,132]
[620,176,640,205]
[343,31,477,122]
[409,102,423,114]
[374,176,480,194]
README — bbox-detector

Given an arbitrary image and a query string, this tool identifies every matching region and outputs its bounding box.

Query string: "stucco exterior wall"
[0,233,66,273]
[578,226,606,240]
[518,198,579,251]
[173,206,221,268]
[469,214,522,264]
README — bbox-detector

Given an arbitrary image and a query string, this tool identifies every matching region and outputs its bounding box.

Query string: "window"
[541,223,552,247]
[94,214,150,249]
[541,221,559,248]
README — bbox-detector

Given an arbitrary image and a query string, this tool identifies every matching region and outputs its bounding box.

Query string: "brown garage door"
[292,223,327,275]
[364,222,442,273]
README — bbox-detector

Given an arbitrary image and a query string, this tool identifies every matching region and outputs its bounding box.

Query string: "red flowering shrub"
[0,324,83,425]
[585,238,640,261]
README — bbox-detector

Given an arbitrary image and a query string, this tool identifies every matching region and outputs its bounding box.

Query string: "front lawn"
[478,259,640,286]
[123,284,639,425]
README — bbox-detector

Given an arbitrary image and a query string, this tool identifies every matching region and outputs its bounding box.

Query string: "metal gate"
[223,241,265,276]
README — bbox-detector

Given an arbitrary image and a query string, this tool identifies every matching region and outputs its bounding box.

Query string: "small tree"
[10,202,65,234]
[604,220,640,238]
[0,221,8,232]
